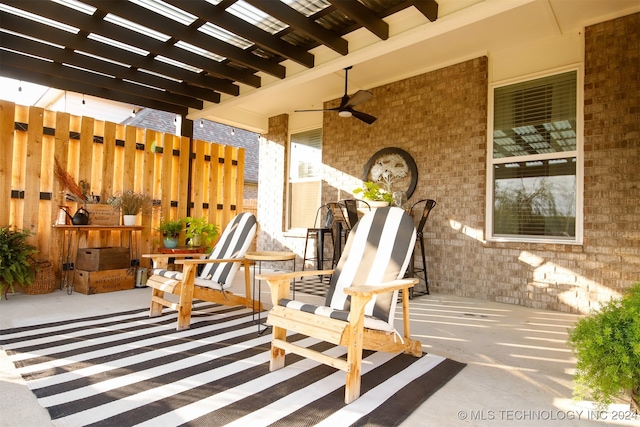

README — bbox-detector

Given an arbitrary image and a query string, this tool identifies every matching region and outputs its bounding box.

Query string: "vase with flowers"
[108,191,153,225]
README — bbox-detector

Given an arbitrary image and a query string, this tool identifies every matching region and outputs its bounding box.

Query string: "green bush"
[0,226,38,294]
[568,282,640,412]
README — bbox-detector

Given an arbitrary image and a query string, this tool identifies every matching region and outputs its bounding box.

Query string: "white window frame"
[287,128,323,231]
[486,65,584,244]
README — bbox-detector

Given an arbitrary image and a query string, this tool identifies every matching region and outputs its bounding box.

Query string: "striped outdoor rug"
[0,302,465,427]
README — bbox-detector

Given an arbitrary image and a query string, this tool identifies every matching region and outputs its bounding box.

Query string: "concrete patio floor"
[0,270,636,427]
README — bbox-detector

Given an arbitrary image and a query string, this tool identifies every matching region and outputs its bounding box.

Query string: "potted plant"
[353,181,393,206]
[183,217,219,247]
[568,282,640,413]
[157,218,183,248]
[109,191,153,225]
[0,226,37,298]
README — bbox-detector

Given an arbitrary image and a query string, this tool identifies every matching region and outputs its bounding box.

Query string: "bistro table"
[246,251,296,334]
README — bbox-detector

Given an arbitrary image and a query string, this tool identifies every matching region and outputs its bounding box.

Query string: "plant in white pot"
[109,191,153,225]
[353,181,393,207]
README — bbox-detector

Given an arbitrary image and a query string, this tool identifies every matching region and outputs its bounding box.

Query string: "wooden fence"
[0,100,246,286]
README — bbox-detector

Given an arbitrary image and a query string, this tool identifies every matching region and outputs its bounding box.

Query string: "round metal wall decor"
[362,147,418,199]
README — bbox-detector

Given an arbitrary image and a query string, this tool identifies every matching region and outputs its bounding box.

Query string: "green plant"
[353,181,393,204]
[568,282,640,413]
[157,218,183,238]
[183,217,219,246]
[108,191,153,215]
[0,226,38,294]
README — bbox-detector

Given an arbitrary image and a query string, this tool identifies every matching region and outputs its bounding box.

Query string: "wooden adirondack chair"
[143,212,259,330]
[258,207,421,404]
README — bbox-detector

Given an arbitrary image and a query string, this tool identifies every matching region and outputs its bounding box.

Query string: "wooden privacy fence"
[0,100,246,286]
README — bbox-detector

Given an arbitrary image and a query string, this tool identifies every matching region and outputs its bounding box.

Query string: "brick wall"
[259,12,640,312]
[323,57,496,303]
[582,12,640,296]
[257,114,290,254]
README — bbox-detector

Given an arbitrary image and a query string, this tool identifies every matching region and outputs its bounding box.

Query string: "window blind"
[493,71,577,159]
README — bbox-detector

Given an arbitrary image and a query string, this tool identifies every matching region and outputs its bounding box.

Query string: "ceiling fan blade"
[344,90,373,108]
[294,107,340,112]
[351,109,377,124]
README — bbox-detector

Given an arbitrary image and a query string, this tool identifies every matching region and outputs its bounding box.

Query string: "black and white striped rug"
[0,302,465,427]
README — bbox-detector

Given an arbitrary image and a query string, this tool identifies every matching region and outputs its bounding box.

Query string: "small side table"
[246,251,296,334]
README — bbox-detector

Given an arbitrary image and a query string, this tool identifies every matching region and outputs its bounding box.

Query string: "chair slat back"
[411,199,436,236]
[325,207,416,323]
[199,212,257,287]
[340,198,371,229]
[313,203,334,229]
[328,202,348,229]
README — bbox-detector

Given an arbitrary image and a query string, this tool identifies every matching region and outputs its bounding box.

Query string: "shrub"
[0,226,38,294]
[568,282,640,413]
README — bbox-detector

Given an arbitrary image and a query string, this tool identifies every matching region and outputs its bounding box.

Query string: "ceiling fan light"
[338,110,352,118]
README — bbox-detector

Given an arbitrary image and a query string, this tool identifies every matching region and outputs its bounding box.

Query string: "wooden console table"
[54,225,144,294]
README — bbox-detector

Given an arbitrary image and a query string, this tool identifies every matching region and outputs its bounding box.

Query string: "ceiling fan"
[295,66,377,125]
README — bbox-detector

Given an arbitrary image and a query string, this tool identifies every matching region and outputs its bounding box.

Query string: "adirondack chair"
[144,212,258,330]
[258,207,421,404]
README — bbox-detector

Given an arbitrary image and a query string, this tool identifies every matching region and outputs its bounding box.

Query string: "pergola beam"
[328,0,389,40]
[245,0,349,56]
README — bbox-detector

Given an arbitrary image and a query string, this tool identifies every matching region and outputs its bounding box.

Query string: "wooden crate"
[76,247,130,271]
[73,268,135,294]
[87,204,121,225]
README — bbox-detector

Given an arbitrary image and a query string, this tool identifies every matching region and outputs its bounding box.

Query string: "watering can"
[64,207,90,225]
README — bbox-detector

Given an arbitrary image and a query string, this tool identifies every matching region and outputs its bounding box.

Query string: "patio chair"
[258,207,421,404]
[340,198,370,230]
[408,199,436,297]
[143,212,258,330]
[301,203,334,272]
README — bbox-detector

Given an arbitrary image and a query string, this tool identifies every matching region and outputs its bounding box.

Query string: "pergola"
[0,0,437,124]
[3,1,636,134]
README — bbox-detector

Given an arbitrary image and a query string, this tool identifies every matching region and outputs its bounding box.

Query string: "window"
[288,128,322,229]
[488,69,582,243]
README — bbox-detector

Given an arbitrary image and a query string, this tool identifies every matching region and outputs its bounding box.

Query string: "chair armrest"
[258,270,334,307]
[142,253,208,260]
[345,278,419,337]
[343,278,418,297]
[175,258,248,265]
[143,253,208,269]
[256,269,334,282]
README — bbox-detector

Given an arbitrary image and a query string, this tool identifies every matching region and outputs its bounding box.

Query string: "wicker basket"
[24,261,56,295]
